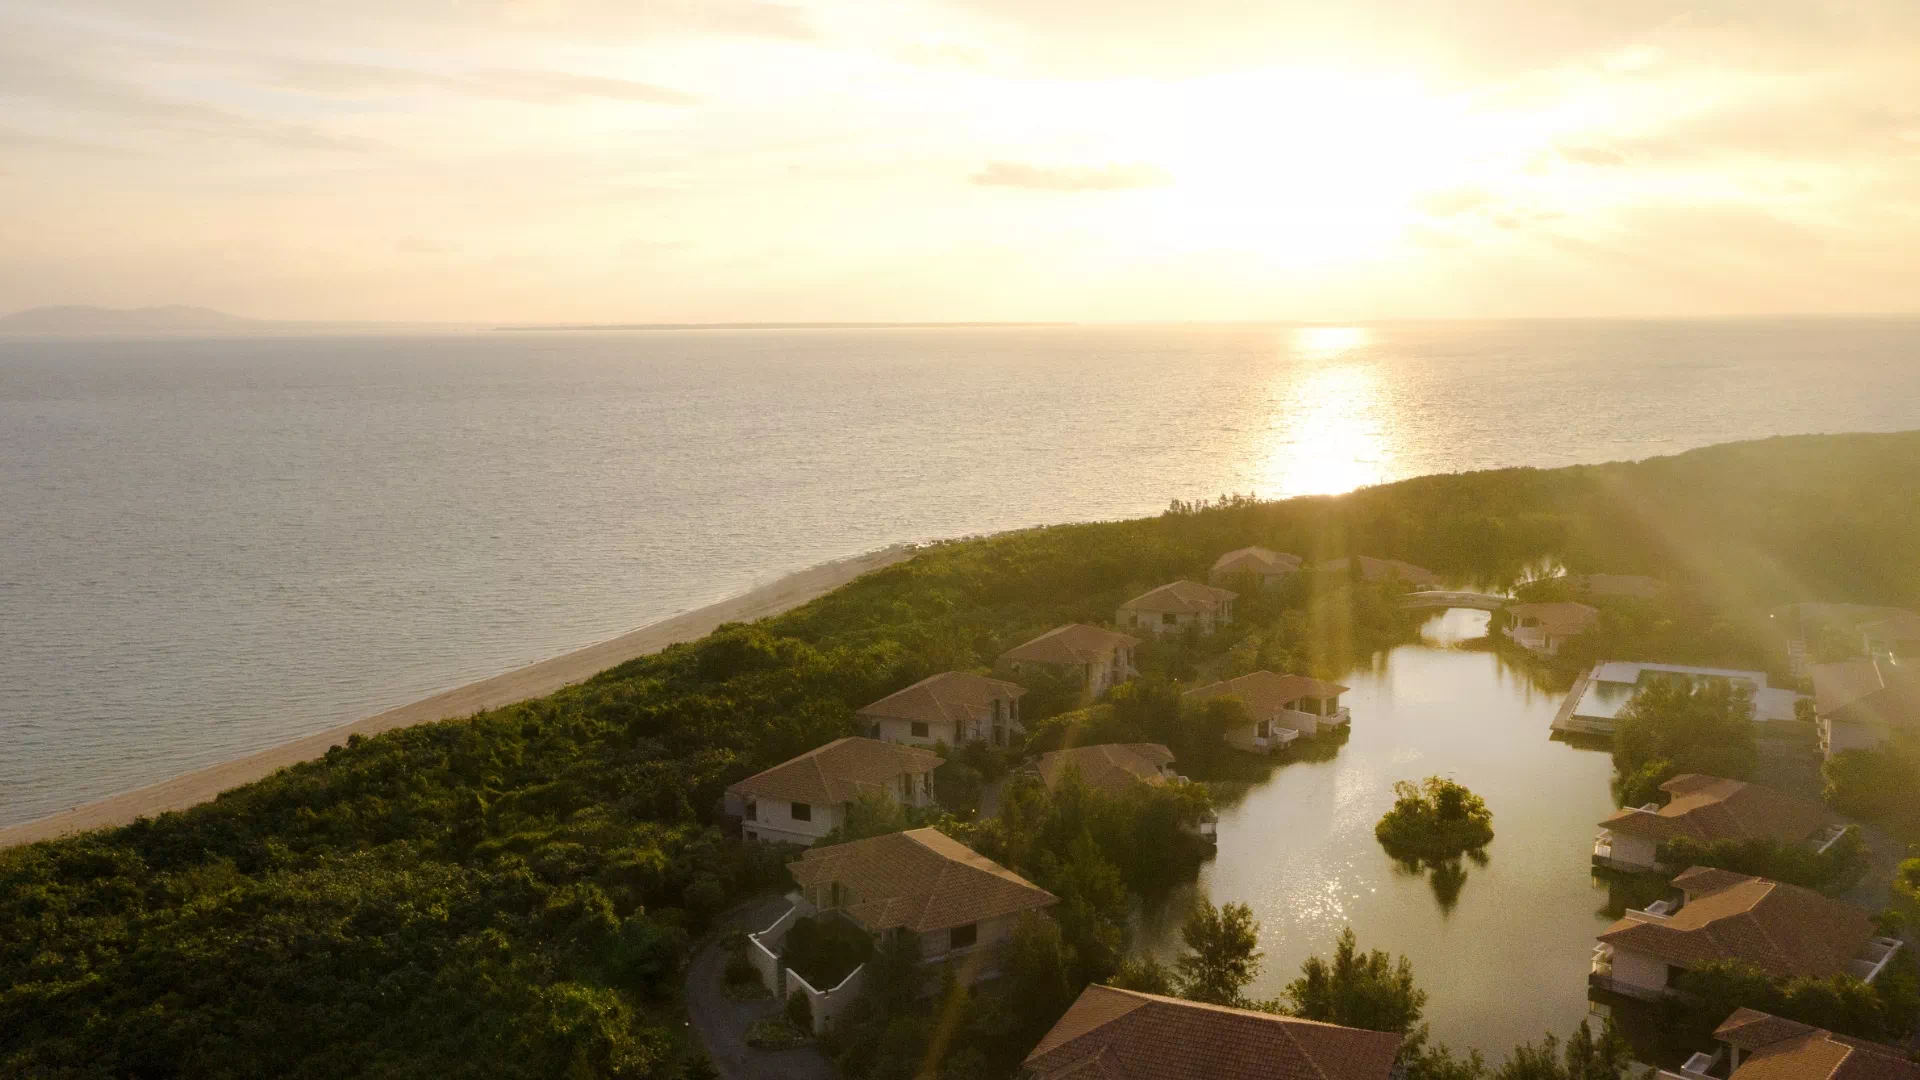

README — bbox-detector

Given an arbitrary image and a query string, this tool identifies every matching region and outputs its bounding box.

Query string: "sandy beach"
[0,544,916,850]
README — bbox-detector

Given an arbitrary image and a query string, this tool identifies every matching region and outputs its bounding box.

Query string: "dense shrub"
[1657,828,1868,896]
[1611,678,1757,806]
[1375,777,1495,861]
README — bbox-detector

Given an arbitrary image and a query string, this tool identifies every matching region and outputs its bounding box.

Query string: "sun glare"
[1257,327,1394,497]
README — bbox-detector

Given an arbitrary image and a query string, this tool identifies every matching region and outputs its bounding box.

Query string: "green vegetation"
[1822,746,1920,835]
[1375,777,1495,861]
[1656,828,1869,896]
[1671,955,1920,1044]
[1173,897,1264,1005]
[1609,677,1758,807]
[6,432,1920,1077]
[782,914,873,990]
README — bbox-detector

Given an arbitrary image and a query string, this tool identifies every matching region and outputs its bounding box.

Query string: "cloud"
[1417,186,1491,216]
[0,46,373,153]
[1560,145,1627,166]
[970,160,1170,191]
[254,60,697,105]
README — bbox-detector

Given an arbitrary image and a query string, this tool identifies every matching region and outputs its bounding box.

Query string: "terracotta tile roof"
[1000,624,1140,667]
[1184,671,1349,718]
[1314,556,1442,587]
[1812,657,1920,730]
[1598,870,1877,979]
[726,737,942,806]
[1035,743,1176,797]
[856,671,1027,727]
[1213,547,1304,576]
[1600,775,1836,846]
[1122,580,1238,615]
[1716,1009,1920,1080]
[1505,601,1600,637]
[1573,574,1667,598]
[788,828,1056,934]
[1024,985,1403,1080]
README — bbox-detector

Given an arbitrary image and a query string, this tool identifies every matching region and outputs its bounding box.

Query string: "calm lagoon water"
[1136,609,1621,1057]
[3,320,1918,829]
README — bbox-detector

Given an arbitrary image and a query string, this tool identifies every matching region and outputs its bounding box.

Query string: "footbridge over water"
[1400,590,1509,611]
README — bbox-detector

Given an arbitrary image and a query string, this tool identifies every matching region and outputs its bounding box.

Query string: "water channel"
[1136,609,1623,1058]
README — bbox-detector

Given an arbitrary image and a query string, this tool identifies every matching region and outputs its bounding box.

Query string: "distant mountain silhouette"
[0,305,259,333]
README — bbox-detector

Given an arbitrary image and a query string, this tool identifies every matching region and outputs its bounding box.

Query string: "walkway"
[1400,590,1508,612]
[685,895,840,1080]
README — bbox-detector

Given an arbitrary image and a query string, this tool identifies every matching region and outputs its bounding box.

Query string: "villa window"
[1163,613,1178,625]
[744,799,757,821]
[949,923,977,951]
[791,801,811,822]
[921,772,933,797]
[1257,719,1270,739]
[911,721,929,739]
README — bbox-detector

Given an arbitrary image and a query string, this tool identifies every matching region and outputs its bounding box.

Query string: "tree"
[1375,777,1495,860]
[1611,677,1757,806]
[1108,954,1177,996]
[1175,898,1263,1006]
[1033,830,1129,984]
[1279,927,1429,1040]
[1492,1021,1631,1080]
[1006,914,1079,1048]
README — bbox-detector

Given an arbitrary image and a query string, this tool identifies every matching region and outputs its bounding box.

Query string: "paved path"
[686,896,838,1080]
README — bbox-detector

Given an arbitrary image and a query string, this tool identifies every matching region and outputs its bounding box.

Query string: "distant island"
[0,305,260,334]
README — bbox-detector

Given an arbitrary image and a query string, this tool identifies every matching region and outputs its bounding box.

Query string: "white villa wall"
[873,715,956,748]
[787,963,867,1033]
[747,905,800,993]
[914,912,1024,983]
[742,799,843,846]
[1609,948,1671,998]
[1608,833,1660,872]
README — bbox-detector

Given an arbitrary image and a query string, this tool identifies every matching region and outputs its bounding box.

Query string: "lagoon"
[1136,609,1620,1057]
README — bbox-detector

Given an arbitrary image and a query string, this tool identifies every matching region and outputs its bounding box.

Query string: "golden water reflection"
[1258,327,1395,497]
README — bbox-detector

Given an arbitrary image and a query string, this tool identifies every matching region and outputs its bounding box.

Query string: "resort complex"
[1209,546,1304,588]
[1182,670,1352,749]
[997,623,1140,699]
[1591,773,1841,874]
[1117,580,1238,636]
[857,670,1028,748]
[724,737,943,846]
[1592,868,1901,1001]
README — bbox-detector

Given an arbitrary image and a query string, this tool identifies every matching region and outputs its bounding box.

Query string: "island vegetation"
[5,432,1920,1077]
[1375,776,1495,861]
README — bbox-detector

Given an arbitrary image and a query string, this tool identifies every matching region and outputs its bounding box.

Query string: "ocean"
[2,319,1917,829]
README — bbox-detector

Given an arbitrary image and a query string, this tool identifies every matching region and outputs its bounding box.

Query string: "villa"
[997,623,1140,700]
[1034,742,1179,797]
[1591,867,1901,1002]
[746,828,1057,1030]
[1570,574,1667,600]
[1591,774,1843,874]
[1660,1009,1920,1080]
[859,671,1027,748]
[1811,653,1920,757]
[1555,662,1801,736]
[1210,546,1304,589]
[1183,670,1351,752]
[1118,580,1237,636]
[1503,601,1599,656]
[725,737,943,846]
[1315,555,1443,588]
[1023,985,1404,1080]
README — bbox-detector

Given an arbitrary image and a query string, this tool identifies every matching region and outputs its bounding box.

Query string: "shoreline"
[0,543,918,850]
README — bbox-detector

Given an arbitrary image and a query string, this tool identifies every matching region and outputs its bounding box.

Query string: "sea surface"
[3,320,1918,833]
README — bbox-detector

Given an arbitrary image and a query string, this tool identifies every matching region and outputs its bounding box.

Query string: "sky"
[1,0,1917,322]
